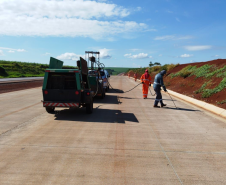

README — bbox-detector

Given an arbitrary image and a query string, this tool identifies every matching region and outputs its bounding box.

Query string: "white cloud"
[17,49,26,52]
[136,7,142,11]
[57,53,83,61]
[212,55,220,58]
[130,49,140,52]
[159,54,163,57]
[180,54,193,58]
[176,17,180,22]
[99,48,112,59]
[184,45,212,51]
[0,0,150,39]
[124,53,151,59]
[57,49,112,61]
[154,35,193,41]
[0,0,130,19]
[44,52,51,55]
[0,47,26,52]
[0,50,3,56]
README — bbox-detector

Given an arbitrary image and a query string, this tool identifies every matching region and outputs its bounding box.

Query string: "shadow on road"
[145,98,177,101]
[107,88,124,93]
[118,97,139,100]
[162,107,200,112]
[94,94,121,104]
[54,108,139,124]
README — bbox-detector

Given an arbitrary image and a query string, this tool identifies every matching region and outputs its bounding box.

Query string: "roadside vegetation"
[0,60,131,78]
[125,63,179,76]
[105,67,131,75]
[169,64,226,98]
[124,59,226,107]
[0,60,76,78]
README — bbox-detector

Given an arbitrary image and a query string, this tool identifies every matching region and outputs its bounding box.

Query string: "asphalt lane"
[0,76,226,184]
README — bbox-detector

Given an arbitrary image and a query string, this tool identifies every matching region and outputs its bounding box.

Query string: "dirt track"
[0,76,226,184]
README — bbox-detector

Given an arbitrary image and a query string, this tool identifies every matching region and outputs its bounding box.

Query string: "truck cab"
[42,57,93,114]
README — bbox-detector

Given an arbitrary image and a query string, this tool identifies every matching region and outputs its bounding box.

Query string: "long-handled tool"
[167,91,177,109]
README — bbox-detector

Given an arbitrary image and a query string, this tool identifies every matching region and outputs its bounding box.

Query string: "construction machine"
[42,57,94,114]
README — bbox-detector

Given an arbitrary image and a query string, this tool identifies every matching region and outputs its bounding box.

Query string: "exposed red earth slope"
[165,59,226,109]
[0,80,43,94]
[127,59,226,109]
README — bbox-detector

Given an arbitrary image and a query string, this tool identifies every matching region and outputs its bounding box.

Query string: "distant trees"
[149,62,154,67]
[149,61,161,67]
[154,62,161,66]
[0,65,7,76]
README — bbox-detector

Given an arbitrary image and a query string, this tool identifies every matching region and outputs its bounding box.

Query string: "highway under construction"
[1,75,226,185]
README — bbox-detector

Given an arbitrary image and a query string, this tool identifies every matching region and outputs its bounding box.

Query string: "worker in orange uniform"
[128,73,130,78]
[134,72,137,81]
[140,69,151,99]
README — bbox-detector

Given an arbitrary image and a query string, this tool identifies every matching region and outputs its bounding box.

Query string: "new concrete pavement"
[0,76,226,184]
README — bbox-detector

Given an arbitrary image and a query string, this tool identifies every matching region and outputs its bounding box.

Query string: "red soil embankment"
[0,80,43,94]
[126,59,226,109]
[165,59,226,109]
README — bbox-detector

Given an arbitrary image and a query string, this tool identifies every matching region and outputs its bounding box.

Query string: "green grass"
[105,67,131,75]
[118,63,179,76]
[169,64,226,98]
[192,64,212,78]
[201,78,226,98]
[195,81,209,94]
[0,60,76,78]
[170,64,226,79]
[0,60,132,77]
[170,65,197,78]
[217,99,226,105]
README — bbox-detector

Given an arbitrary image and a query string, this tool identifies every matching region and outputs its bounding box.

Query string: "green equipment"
[42,57,93,114]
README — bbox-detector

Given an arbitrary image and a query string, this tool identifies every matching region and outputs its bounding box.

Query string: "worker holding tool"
[134,72,137,81]
[140,69,151,99]
[153,70,167,108]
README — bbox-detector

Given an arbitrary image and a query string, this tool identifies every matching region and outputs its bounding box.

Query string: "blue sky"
[0,0,225,67]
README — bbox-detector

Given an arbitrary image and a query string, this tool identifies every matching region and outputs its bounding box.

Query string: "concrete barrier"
[129,76,226,119]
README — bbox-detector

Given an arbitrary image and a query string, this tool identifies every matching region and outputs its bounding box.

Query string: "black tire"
[46,107,55,114]
[101,89,105,99]
[86,98,93,114]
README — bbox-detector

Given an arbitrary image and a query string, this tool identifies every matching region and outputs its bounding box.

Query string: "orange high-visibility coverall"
[128,73,130,78]
[134,73,137,81]
[140,74,151,98]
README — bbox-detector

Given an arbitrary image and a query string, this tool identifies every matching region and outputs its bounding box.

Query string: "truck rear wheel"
[86,98,93,114]
[46,107,55,114]
[101,89,105,99]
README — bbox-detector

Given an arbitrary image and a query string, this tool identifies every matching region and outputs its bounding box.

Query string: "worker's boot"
[160,100,166,107]
[153,105,160,108]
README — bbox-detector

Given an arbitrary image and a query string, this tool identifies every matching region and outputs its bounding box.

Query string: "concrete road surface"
[0,76,226,185]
